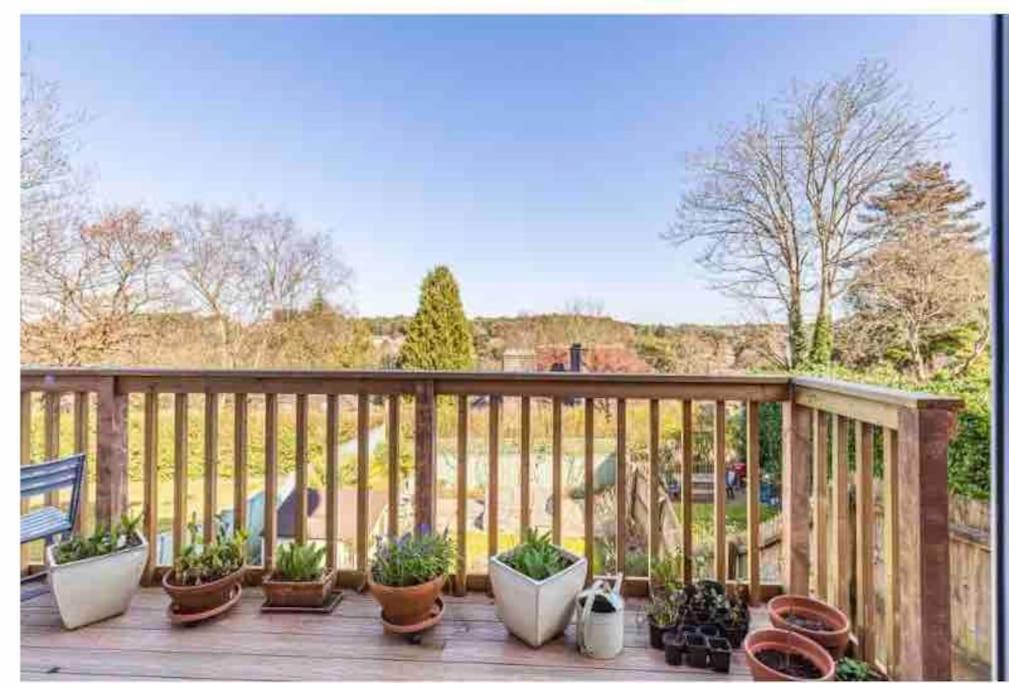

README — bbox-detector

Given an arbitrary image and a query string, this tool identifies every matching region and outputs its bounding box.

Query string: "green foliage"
[499,528,573,581]
[274,541,326,582]
[53,513,143,564]
[370,528,454,587]
[836,657,885,681]
[171,514,248,586]
[649,550,683,596]
[646,594,677,627]
[398,266,475,370]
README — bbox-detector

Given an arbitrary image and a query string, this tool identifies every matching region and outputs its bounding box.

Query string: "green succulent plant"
[370,527,454,587]
[274,541,327,582]
[52,513,143,565]
[499,528,573,581]
[836,658,886,681]
[171,513,248,586]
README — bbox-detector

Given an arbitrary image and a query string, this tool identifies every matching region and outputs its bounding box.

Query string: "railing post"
[96,377,128,527]
[414,380,436,534]
[896,407,954,681]
[782,399,811,595]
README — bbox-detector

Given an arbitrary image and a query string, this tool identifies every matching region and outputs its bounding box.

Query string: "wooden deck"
[22,587,765,680]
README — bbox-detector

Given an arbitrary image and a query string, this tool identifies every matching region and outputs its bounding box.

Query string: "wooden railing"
[20,368,961,680]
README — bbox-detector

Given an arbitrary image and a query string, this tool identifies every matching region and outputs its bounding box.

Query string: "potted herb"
[162,515,247,624]
[646,594,677,649]
[369,528,453,630]
[649,551,683,599]
[744,628,835,681]
[46,513,147,629]
[835,657,887,681]
[262,541,334,609]
[768,594,850,658]
[489,528,587,647]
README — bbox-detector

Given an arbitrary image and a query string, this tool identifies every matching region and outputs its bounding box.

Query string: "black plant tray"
[260,590,344,613]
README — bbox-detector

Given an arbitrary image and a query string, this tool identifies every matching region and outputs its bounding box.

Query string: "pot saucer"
[168,583,242,626]
[380,595,445,637]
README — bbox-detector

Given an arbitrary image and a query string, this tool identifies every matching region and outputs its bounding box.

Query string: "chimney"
[569,343,582,373]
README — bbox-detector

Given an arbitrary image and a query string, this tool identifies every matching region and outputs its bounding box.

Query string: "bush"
[370,528,454,587]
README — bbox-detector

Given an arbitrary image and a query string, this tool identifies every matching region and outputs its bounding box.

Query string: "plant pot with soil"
[262,540,336,609]
[46,513,147,629]
[368,528,453,632]
[646,594,678,650]
[162,515,247,624]
[684,632,709,668]
[708,636,732,673]
[769,594,850,658]
[744,628,836,681]
[662,630,684,665]
[489,529,587,647]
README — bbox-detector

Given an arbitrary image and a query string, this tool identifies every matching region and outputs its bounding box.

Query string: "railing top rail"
[792,375,964,411]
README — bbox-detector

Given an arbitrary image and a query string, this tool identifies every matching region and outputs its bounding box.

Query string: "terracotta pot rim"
[162,565,246,592]
[744,628,836,681]
[366,571,446,591]
[768,594,850,637]
[263,568,335,587]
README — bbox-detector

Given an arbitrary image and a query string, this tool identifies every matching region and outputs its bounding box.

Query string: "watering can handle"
[578,579,605,655]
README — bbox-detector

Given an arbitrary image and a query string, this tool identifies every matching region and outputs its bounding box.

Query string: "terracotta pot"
[768,595,850,657]
[744,628,835,681]
[368,572,445,626]
[263,569,334,608]
[162,565,245,614]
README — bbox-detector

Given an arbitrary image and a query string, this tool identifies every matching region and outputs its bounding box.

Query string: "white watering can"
[575,575,624,659]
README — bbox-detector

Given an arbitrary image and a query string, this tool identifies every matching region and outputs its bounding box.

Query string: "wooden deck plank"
[22,588,760,680]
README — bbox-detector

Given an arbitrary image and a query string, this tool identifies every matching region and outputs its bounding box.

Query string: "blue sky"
[21,15,993,324]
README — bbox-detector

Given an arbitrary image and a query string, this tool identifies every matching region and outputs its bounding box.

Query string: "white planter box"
[46,534,148,629]
[488,547,587,647]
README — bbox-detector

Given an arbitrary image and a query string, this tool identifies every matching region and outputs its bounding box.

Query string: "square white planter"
[45,533,148,629]
[488,547,587,647]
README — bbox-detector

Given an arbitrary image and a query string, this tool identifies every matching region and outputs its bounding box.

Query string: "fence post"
[897,407,955,680]
[96,376,128,527]
[782,399,812,595]
[414,380,436,534]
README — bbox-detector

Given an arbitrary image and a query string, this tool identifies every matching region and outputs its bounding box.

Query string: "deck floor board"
[22,587,762,680]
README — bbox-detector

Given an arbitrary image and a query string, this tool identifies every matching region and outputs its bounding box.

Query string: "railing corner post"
[896,406,954,681]
[782,399,812,595]
[96,376,128,527]
[414,380,436,535]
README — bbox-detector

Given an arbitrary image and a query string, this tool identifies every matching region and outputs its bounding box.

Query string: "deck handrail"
[19,367,959,680]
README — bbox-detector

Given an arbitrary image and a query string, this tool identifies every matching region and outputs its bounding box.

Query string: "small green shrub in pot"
[264,541,334,608]
[499,529,573,580]
[275,541,327,582]
[368,528,454,627]
[162,515,248,621]
[53,513,144,564]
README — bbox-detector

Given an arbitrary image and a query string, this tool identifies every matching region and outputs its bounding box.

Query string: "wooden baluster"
[414,381,436,534]
[896,408,954,681]
[649,398,660,568]
[551,397,562,545]
[172,394,188,562]
[233,393,248,533]
[584,397,594,585]
[143,390,158,584]
[263,393,278,571]
[813,409,829,599]
[615,398,627,576]
[746,400,760,604]
[96,377,128,527]
[73,392,89,534]
[488,395,500,563]
[713,400,727,583]
[203,392,218,543]
[386,395,398,538]
[295,394,308,544]
[681,399,693,584]
[830,414,850,613]
[782,401,811,595]
[520,396,531,537]
[44,392,60,507]
[326,394,340,572]
[456,396,468,596]
[854,420,875,661]
[356,393,369,572]
[882,427,900,676]
[21,392,31,572]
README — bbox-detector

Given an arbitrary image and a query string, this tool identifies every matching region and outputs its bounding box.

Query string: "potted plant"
[46,513,147,629]
[368,528,453,630]
[262,540,335,609]
[489,528,587,647]
[662,630,684,665]
[707,636,732,673]
[646,594,678,649]
[162,515,247,624]
[744,628,835,681]
[684,632,709,668]
[835,657,887,681]
[768,594,850,658]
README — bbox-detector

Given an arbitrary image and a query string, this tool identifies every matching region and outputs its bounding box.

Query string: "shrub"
[370,528,453,587]
[499,528,573,581]
[53,513,143,564]
[274,541,326,582]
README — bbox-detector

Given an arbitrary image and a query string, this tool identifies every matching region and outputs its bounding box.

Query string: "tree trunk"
[787,298,806,370]
[808,280,833,366]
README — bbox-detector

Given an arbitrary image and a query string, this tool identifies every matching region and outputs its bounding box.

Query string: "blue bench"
[21,453,86,600]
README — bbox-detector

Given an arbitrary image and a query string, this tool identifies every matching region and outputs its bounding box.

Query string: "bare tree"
[666,60,940,367]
